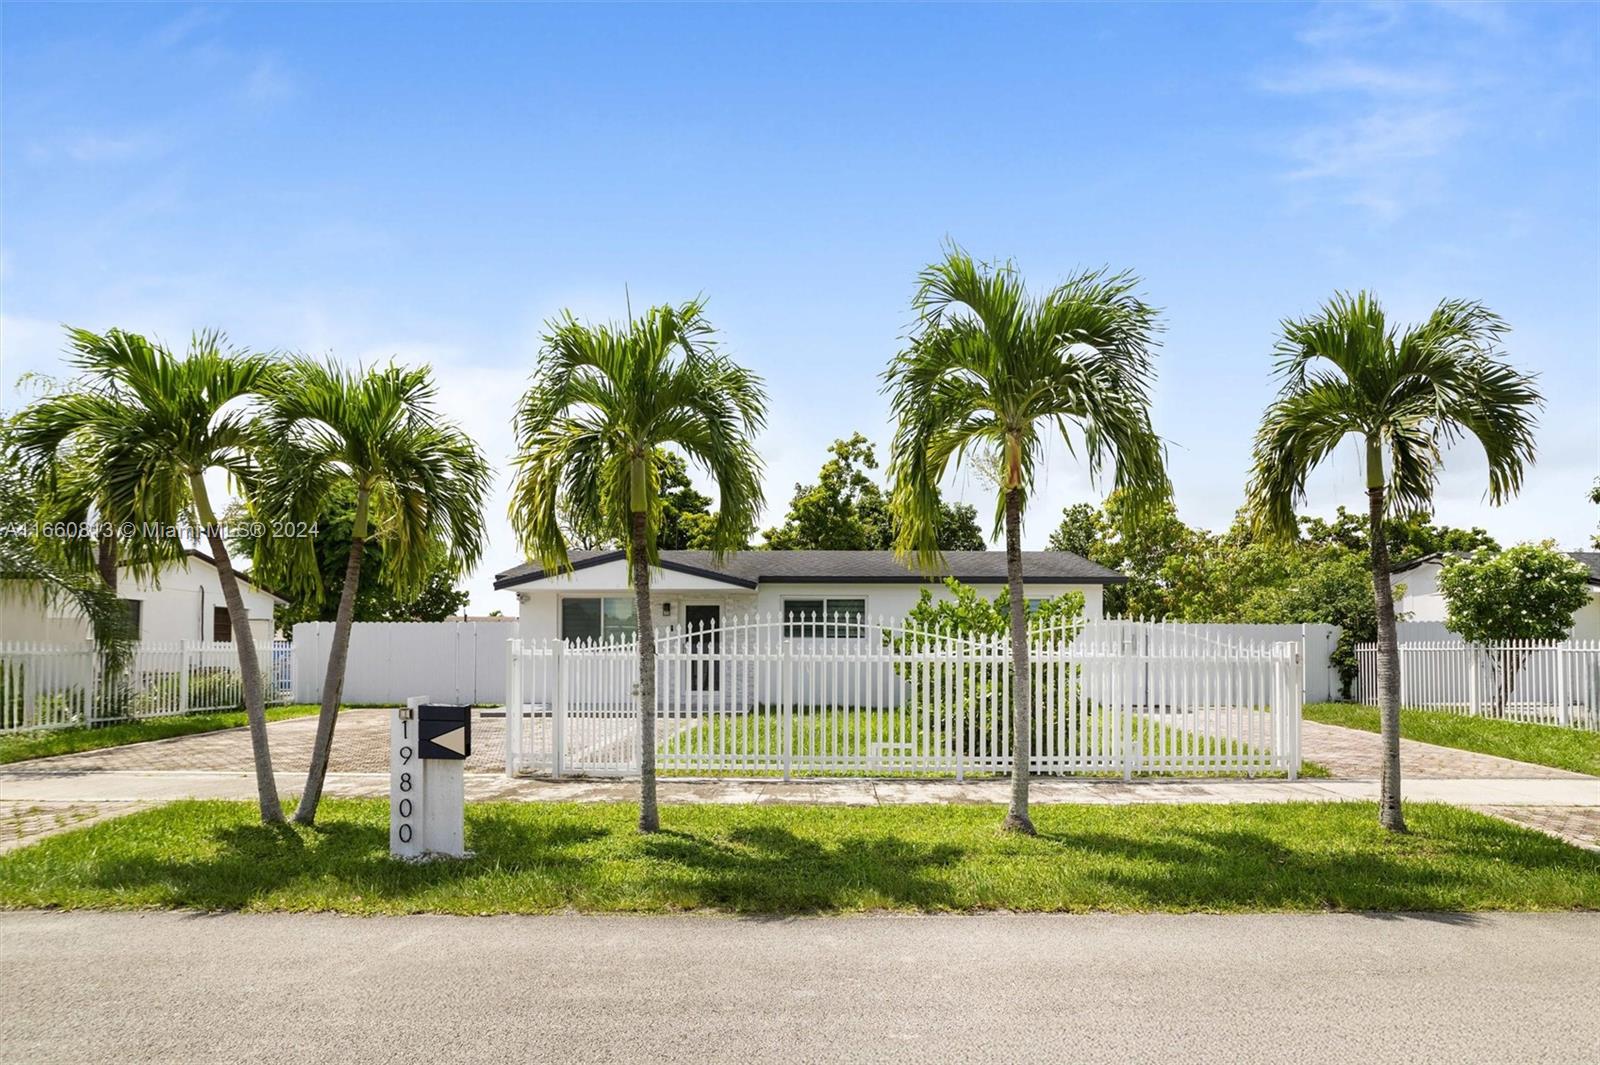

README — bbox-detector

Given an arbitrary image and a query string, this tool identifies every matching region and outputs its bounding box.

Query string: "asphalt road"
[3,911,1597,1064]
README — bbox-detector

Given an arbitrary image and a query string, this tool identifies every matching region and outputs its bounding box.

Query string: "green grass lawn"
[1305,703,1600,776]
[0,704,332,764]
[662,705,1328,778]
[1,798,1593,914]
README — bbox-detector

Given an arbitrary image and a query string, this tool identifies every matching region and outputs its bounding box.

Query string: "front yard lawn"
[0,704,331,764]
[1304,703,1600,776]
[1,799,1594,914]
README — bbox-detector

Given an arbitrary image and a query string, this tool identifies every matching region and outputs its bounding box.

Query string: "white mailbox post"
[390,696,470,860]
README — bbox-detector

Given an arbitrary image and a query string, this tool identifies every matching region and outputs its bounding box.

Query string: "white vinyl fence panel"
[291,621,516,705]
[1,639,292,732]
[1356,639,1600,730]
[504,616,1304,780]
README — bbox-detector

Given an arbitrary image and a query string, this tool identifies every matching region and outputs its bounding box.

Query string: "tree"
[1298,506,1499,562]
[1247,291,1540,833]
[229,484,473,629]
[764,432,988,550]
[509,299,765,833]
[0,421,135,672]
[1438,544,1589,642]
[253,357,490,826]
[1590,478,1600,549]
[884,247,1168,835]
[12,329,288,822]
[1439,543,1590,717]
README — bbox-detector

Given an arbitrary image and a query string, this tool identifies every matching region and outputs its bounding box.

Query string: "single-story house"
[494,549,1125,647]
[1392,550,1600,640]
[0,549,285,646]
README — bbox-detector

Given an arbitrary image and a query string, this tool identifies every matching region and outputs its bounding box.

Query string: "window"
[120,599,142,639]
[783,597,866,639]
[213,606,232,643]
[560,596,637,644]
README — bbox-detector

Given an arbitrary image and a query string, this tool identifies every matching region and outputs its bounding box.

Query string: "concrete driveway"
[3,911,1596,1064]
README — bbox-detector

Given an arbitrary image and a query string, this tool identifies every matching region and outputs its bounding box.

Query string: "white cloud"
[1260,1,1531,220]
[243,57,296,106]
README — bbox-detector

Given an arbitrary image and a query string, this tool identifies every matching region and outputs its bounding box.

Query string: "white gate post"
[1468,646,1480,717]
[780,642,792,782]
[503,638,522,778]
[178,640,191,716]
[1556,644,1569,727]
[1120,633,1134,781]
[552,640,567,779]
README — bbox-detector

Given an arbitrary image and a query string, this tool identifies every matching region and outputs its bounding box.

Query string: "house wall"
[510,565,1107,645]
[0,557,279,646]
[1394,560,1600,639]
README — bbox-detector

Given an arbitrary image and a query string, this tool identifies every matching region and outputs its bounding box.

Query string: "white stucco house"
[0,549,285,646]
[1392,550,1600,640]
[494,549,1124,647]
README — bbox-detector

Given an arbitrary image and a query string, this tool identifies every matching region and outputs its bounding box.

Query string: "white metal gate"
[505,617,1303,780]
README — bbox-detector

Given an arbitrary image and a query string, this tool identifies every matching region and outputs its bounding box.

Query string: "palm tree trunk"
[294,488,369,826]
[96,524,118,592]
[1365,443,1406,833]
[631,509,660,833]
[191,474,283,824]
[1001,486,1035,836]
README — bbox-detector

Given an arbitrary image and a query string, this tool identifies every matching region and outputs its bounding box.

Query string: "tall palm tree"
[1246,292,1540,832]
[508,299,765,833]
[254,357,491,826]
[12,328,288,822]
[884,248,1169,835]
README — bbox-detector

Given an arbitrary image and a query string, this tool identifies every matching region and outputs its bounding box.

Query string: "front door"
[684,604,721,692]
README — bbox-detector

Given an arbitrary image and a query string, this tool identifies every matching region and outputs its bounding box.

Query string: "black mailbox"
[418,704,471,760]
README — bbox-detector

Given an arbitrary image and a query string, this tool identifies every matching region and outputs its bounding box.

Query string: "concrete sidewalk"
[4,764,1596,807]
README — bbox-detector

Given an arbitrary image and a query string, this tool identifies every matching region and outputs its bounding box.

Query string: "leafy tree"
[233,485,474,630]
[252,357,490,826]
[1247,291,1541,833]
[1045,502,1105,558]
[11,329,289,822]
[1590,478,1600,549]
[885,247,1167,835]
[509,299,765,833]
[1298,506,1499,562]
[1438,544,1590,643]
[1439,543,1590,717]
[764,433,988,551]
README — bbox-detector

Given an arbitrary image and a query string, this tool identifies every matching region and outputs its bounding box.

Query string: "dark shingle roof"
[494,549,1126,591]
[1569,551,1600,582]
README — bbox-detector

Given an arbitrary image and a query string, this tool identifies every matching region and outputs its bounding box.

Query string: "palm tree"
[884,248,1169,835]
[508,299,765,833]
[254,357,491,826]
[12,328,288,822]
[1246,292,1540,832]
[0,422,136,673]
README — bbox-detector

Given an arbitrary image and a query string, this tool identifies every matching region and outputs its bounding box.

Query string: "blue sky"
[3,2,1596,613]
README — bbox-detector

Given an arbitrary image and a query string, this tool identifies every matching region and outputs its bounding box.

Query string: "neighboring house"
[1391,550,1600,640]
[0,549,286,646]
[494,549,1124,647]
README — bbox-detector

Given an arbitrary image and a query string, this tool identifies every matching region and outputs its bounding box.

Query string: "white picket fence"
[1356,639,1600,730]
[0,639,293,732]
[504,617,1304,779]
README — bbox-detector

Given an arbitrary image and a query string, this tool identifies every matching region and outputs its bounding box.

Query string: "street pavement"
[2,910,1597,1064]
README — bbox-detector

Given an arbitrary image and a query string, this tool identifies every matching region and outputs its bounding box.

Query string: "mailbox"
[418,704,471,760]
